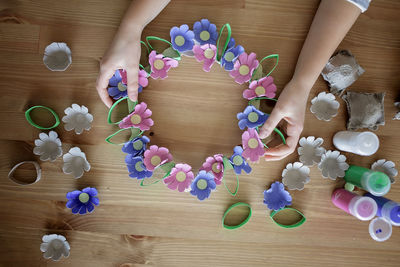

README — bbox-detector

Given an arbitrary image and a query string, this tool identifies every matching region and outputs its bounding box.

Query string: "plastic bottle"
[333,131,379,156]
[331,189,377,221]
[344,165,391,196]
[369,217,392,242]
[364,193,400,226]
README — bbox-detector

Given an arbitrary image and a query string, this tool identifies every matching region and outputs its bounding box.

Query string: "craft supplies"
[318,150,349,180]
[331,189,377,221]
[364,193,400,226]
[8,161,41,186]
[222,202,252,230]
[344,165,391,196]
[25,105,60,130]
[310,92,340,121]
[40,234,70,261]
[333,131,379,156]
[369,217,392,242]
[43,42,72,71]
[270,207,306,228]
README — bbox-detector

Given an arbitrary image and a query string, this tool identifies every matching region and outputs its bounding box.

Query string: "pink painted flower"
[243,76,277,100]
[200,154,224,185]
[164,163,194,192]
[143,145,173,171]
[229,52,259,84]
[193,44,217,72]
[118,102,153,131]
[120,69,149,89]
[242,128,264,162]
[149,50,179,79]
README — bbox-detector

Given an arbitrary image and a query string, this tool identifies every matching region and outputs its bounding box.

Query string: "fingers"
[96,66,115,108]
[126,65,139,102]
[259,108,282,139]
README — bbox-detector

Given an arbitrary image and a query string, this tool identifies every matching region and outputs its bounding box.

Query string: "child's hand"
[259,80,308,161]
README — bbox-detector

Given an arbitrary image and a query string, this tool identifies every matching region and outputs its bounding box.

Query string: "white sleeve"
[345,0,371,13]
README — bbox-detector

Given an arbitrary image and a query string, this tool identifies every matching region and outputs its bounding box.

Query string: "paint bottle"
[331,189,377,221]
[369,217,392,242]
[364,193,400,226]
[344,165,391,196]
[333,131,379,156]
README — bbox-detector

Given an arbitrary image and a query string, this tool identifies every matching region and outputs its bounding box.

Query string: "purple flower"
[221,38,244,71]
[237,105,269,130]
[125,154,153,179]
[121,136,150,157]
[170,24,195,52]
[107,70,143,100]
[229,146,252,175]
[263,182,292,211]
[190,170,216,201]
[193,19,218,45]
[66,187,99,215]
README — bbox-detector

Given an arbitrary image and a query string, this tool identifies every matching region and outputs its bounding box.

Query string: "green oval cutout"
[222,202,252,230]
[270,207,306,229]
[25,105,60,130]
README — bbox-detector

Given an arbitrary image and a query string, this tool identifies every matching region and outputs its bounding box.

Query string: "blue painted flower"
[107,70,143,100]
[229,146,252,175]
[125,154,153,179]
[190,170,216,201]
[66,187,99,215]
[170,24,195,52]
[221,38,245,71]
[263,182,292,211]
[237,105,269,130]
[193,19,218,45]
[121,136,150,157]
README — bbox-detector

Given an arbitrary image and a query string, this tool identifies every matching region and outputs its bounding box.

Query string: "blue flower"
[221,38,245,71]
[193,19,218,45]
[190,170,216,201]
[107,70,143,100]
[229,146,252,175]
[66,187,99,215]
[121,136,150,157]
[125,154,153,179]
[263,182,292,211]
[170,24,195,52]
[237,105,269,130]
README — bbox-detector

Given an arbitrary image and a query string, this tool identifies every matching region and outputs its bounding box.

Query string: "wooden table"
[1,0,400,266]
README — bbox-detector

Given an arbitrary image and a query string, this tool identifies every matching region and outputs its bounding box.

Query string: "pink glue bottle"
[331,189,377,221]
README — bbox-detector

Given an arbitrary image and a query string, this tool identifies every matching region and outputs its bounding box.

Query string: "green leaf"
[162,47,181,60]
[251,65,264,81]
[223,156,234,171]
[144,65,151,74]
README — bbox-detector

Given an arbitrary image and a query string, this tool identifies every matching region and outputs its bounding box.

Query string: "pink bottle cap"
[351,197,377,221]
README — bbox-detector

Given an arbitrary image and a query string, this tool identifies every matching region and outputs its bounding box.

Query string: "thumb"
[126,65,139,102]
[259,109,282,139]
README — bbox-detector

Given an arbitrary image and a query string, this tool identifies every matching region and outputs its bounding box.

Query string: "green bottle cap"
[365,171,391,196]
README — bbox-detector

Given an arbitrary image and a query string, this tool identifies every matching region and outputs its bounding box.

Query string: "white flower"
[282,162,310,190]
[318,150,349,180]
[43,42,72,71]
[63,147,90,178]
[371,159,398,184]
[33,131,63,162]
[62,104,93,134]
[297,136,325,166]
[40,234,70,261]
[310,92,340,121]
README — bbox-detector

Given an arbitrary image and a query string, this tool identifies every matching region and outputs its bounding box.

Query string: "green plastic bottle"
[344,165,391,196]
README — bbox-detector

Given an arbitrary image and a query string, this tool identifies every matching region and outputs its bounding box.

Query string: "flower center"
[224,51,235,62]
[79,192,89,203]
[232,155,243,166]
[200,30,210,41]
[248,112,259,123]
[255,86,265,96]
[176,171,186,182]
[212,162,221,173]
[151,155,161,166]
[118,82,127,92]
[197,178,208,190]
[51,239,63,250]
[239,65,250,75]
[174,35,185,46]
[130,114,142,124]
[248,138,259,149]
[135,161,144,171]
[133,140,143,150]
[75,113,86,123]
[204,48,215,59]
[154,59,165,70]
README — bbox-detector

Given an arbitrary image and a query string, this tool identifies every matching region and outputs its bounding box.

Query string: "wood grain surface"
[1,0,400,266]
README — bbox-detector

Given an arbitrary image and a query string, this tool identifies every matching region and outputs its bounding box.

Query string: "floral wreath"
[106,19,286,201]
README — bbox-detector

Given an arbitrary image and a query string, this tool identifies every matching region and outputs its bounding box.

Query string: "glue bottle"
[333,131,379,156]
[344,165,391,196]
[331,189,377,221]
[364,193,400,226]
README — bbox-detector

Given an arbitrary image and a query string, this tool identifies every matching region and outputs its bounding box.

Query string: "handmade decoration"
[318,150,349,180]
[40,234,70,261]
[43,42,72,71]
[270,207,306,228]
[190,170,216,201]
[8,161,41,185]
[263,181,292,210]
[222,202,252,230]
[282,162,310,191]
[62,147,90,178]
[25,105,60,130]
[62,104,93,134]
[371,159,398,184]
[310,92,340,121]
[297,136,325,166]
[66,187,99,214]
[33,131,63,162]
[107,69,148,100]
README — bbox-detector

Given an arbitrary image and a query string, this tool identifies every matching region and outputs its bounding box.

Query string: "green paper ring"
[139,162,175,187]
[146,36,182,61]
[222,157,239,197]
[222,202,252,230]
[105,127,143,145]
[216,23,232,62]
[250,54,279,82]
[270,207,306,228]
[107,97,137,125]
[25,105,60,130]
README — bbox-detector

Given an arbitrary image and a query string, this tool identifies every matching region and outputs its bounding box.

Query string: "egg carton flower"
[237,105,268,130]
[125,154,153,179]
[318,150,349,180]
[200,154,224,185]
[242,128,264,162]
[193,19,218,45]
[221,38,244,71]
[371,159,398,184]
[282,162,310,190]
[170,24,195,52]
[107,69,148,100]
[229,52,259,84]
[243,76,277,100]
[164,163,194,192]
[263,181,292,211]
[297,136,325,166]
[40,234,70,261]
[310,92,340,121]
[143,145,173,171]
[62,147,90,179]
[149,50,179,79]
[62,104,93,134]
[33,131,63,162]
[121,136,150,157]
[190,170,216,201]
[66,187,99,215]
[229,146,252,175]
[193,44,217,72]
[119,102,153,131]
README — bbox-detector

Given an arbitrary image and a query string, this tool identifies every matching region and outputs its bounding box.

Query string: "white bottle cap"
[369,217,392,242]
[333,131,379,156]
[356,132,379,156]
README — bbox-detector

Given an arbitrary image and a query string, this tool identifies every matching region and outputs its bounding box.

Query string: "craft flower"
[242,128,264,162]
[229,52,259,84]
[318,150,349,180]
[190,170,216,201]
[282,162,310,190]
[371,159,398,184]
[237,105,268,130]
[297,136,325,166]
[143,145,173,171]
[243,76,277,100]
[229,146,252,175]
[40,234,70,261]
[193,44,217,72]
[149,50,179,79]
[118,102,153,131]
[62,147,90,179]
[62,104,93,134]
[107,69,147,100]
[263,181,292,211]
[164,163,194,192]
[170,24,195,52]
[200,154,224,185]
[310,92,340,121]
[125,154,153,179]
[221,38,245,71]
[33,131,63,162]
[66,187,99,215]
[121,136,150,157]
[193,19,218,45]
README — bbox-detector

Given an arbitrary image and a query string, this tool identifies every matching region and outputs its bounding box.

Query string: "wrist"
[289,75,315,95]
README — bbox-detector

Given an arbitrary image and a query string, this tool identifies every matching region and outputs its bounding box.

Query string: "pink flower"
[149,50,178,79]
[193,44,217,72]
[119,69,149,89]
[200,154,224,185]
[143,145,173,171]
[229,52,259,84]
[118,102,153,131]
[243,76,277,100]
[242,128,264,162]
[164,163,194,192]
